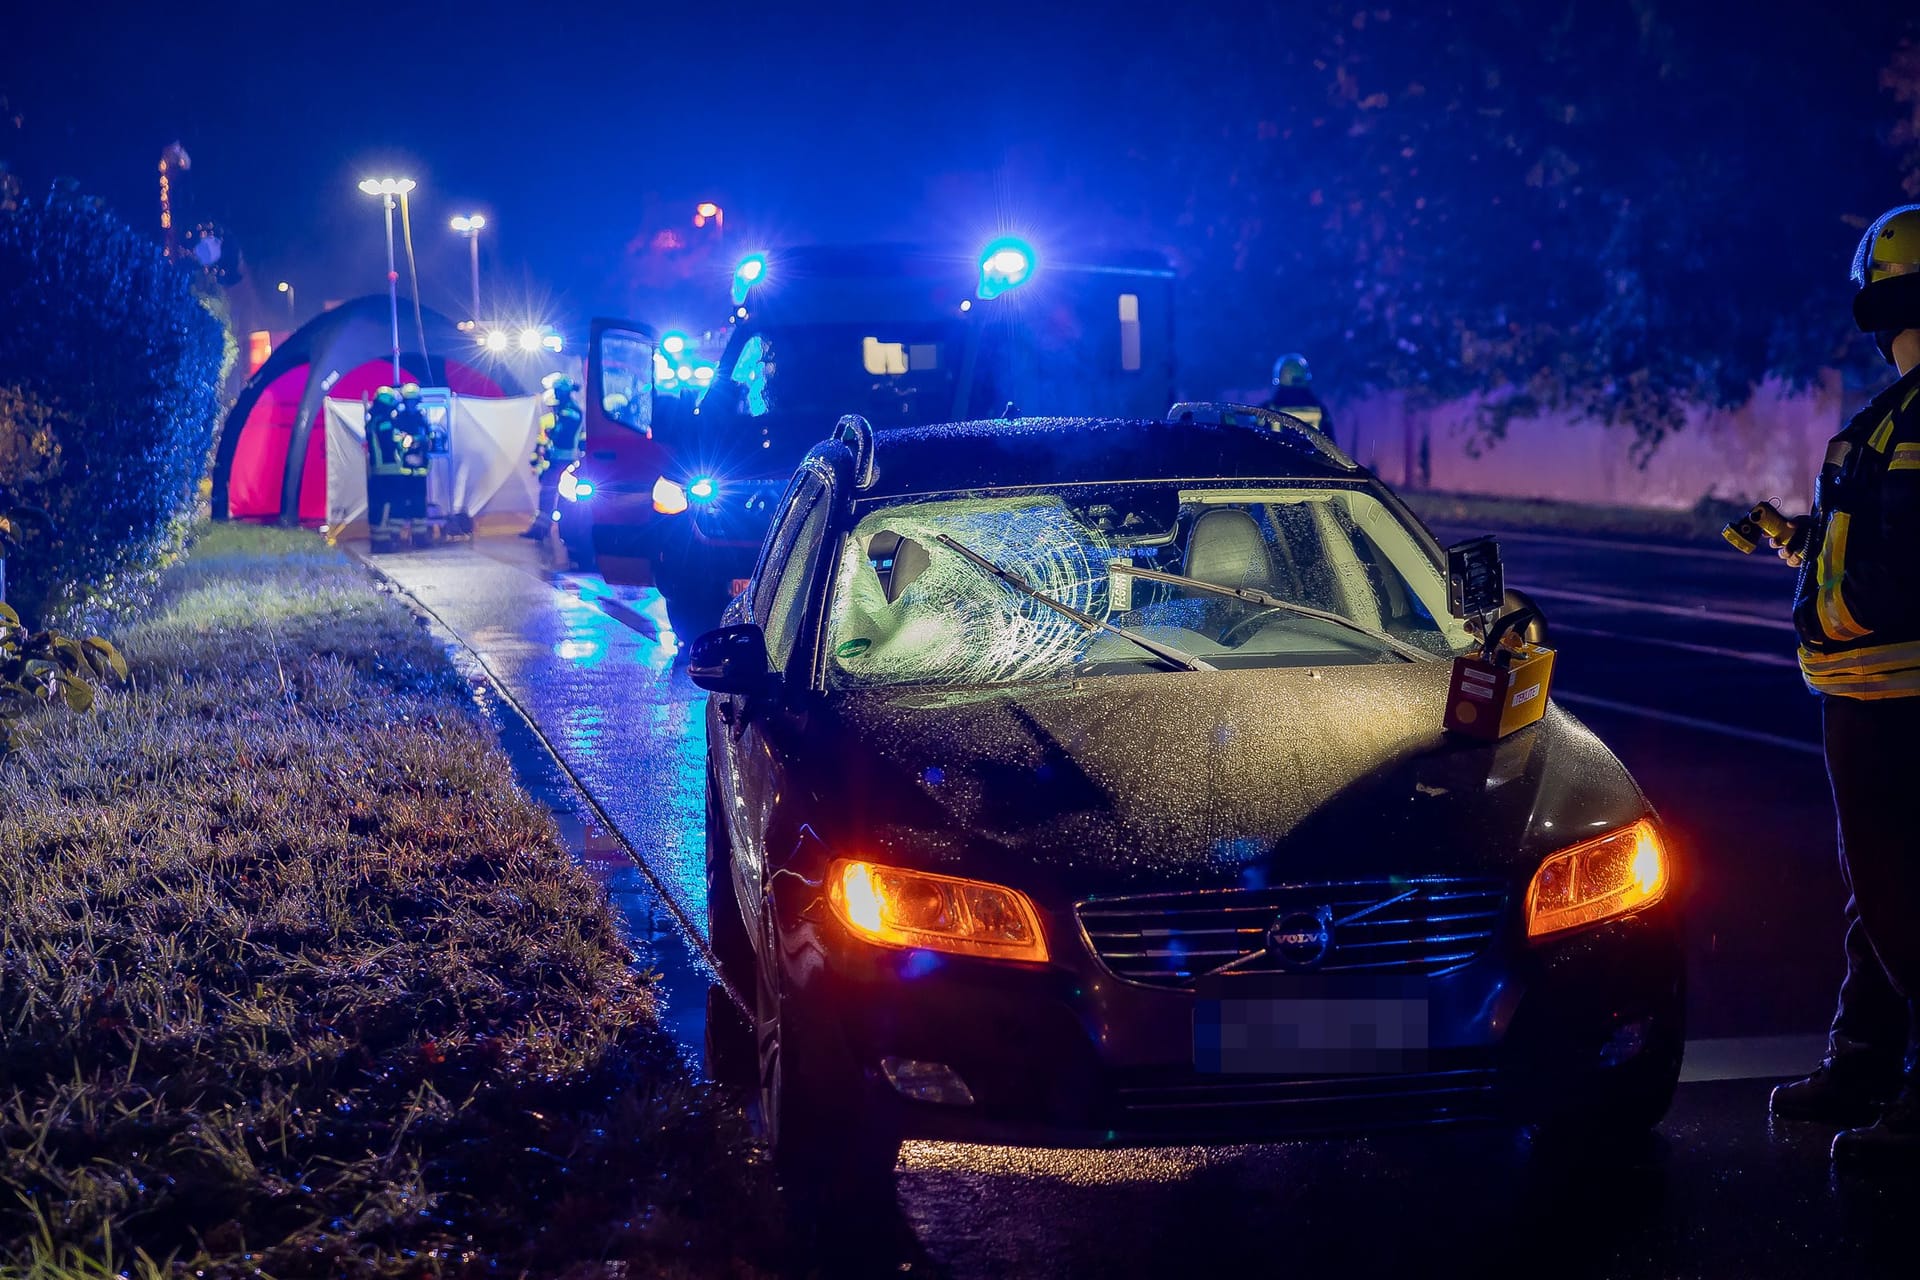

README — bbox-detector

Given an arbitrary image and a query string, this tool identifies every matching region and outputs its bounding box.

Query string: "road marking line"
[1523,585,1796,632]
[1680,1034,1828,1084]
[1555,691,1822,755]
[1555,624,1802,669]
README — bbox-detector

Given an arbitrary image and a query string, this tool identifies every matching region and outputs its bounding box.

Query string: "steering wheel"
[1217,607,1297,647]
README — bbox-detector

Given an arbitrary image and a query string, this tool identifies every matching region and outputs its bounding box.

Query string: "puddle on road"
[470,672,716,1074]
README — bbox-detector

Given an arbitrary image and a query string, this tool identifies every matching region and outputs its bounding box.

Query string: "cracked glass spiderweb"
[829,496,1116,688]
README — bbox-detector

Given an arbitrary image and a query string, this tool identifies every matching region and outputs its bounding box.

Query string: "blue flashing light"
[731,253,768,305]
[688,475,718,502]
[575,479,595,499]
[662,330,689,356]
[976,236,1036,300]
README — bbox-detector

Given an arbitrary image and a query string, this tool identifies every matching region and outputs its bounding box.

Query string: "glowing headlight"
[687,475,717,501]
[827,858,1049,962]
[558,464,593,502]
[517,327,542,352]
[483,329,510,352]
[651,476,689,515]
[1526,819,1669,939]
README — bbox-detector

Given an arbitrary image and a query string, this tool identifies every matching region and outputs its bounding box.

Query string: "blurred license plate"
[1195,982,1429,1074]
[728,578,751,597]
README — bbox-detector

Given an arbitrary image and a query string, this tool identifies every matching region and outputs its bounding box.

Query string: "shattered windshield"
[824,484,1474,689]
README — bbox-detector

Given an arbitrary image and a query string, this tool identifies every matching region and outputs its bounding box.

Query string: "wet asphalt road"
[369,527,1911,1279]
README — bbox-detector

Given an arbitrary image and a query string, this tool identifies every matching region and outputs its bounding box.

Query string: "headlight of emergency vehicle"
[558,463,593,502]
[827,858,1049,962]
[652,476,688,515]
[1525,818,1668,939]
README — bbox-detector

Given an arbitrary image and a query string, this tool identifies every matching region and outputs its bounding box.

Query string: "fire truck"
[560,239,1177,638]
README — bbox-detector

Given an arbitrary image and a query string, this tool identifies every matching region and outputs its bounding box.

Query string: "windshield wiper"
[1107,563,1426,662]
[933,535,1214,674]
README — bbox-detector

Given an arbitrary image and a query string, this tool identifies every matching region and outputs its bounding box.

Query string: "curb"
[348,546,744,1019]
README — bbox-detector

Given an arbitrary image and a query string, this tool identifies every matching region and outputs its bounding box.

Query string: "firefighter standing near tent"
[364,386,406,552]
[393,383,433,544]
[523,373,585,538]
[1768,205,1920,1166]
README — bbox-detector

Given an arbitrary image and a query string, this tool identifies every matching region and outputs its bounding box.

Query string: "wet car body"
[697,414,1683,1183]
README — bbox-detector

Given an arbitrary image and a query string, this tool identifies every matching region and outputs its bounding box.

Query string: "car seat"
[1184,508,1279,595]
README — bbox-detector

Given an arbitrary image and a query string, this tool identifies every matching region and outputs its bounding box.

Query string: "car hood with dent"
[781,662,1648,901]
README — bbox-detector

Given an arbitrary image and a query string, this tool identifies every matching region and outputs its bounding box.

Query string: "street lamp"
[450,213,487,322]
[276,280,295,321]
[358,177,416,383]
[694,201,723,228]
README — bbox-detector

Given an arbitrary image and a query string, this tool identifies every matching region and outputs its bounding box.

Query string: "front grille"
[1077,877,1508,987]
[1114,1067,1498,1132]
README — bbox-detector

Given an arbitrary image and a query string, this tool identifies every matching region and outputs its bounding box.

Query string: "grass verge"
[0,523,773,1278]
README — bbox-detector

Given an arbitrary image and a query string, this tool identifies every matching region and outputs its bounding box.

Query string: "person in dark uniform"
[524,374,585,538]
[1265,352,1331,439]
[364,386,405,552]
[392,383,433,545]
[1770,204,1920,1166]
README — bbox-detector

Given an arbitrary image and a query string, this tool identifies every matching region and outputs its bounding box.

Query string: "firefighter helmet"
[373,386,399,405]
[1272,353,1312,388]
[1852,206,1920,288]
[1852,205,1920,341]
[399,382,422,400]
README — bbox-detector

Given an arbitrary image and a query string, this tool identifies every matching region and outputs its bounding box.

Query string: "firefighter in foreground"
[523,373,584,539]
[1266,353,1331,436]
[1769,204,1920,1164]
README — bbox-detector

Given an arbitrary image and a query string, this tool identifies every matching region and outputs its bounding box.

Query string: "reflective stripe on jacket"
[1796,367,1920,697]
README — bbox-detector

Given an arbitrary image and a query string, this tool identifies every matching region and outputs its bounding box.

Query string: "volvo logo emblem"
[1267,906,1334,971]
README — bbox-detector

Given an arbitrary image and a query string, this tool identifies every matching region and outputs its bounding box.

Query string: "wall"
[1332,373,1854,511]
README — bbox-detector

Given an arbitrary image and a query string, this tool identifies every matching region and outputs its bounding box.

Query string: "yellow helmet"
[1853,205,1920,287]
[400,382,422,399]
[1853,205,1920,346]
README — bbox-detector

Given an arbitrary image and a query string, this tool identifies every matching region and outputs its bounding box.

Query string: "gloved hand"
[1769,517,1808,568]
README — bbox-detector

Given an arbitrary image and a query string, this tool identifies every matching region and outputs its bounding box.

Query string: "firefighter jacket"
[364,402,430,477]
[392,405,432,477]
[1796,365,1920,698]
[1266,387,1330,435]
[366,403,410,478]
[532,397,585,475]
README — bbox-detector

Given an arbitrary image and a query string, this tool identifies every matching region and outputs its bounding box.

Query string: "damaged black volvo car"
[690,407,1683,1197]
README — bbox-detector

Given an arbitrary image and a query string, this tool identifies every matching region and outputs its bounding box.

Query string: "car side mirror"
[1500,588,1548,646]
[688,623,776,695]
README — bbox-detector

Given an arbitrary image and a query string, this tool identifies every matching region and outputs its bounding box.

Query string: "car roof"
[847,416,1362,501]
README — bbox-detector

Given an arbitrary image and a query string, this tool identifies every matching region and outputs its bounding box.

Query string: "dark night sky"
[2,0,1913,366]
[2,0,1163,335]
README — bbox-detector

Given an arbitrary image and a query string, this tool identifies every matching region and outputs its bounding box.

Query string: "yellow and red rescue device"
[1445,640,1556,741]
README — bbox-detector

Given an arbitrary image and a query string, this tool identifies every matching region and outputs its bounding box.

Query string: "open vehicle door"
[572,318,667,570]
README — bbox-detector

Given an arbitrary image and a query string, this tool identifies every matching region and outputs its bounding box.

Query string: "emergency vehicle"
[560,240,1178,636]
